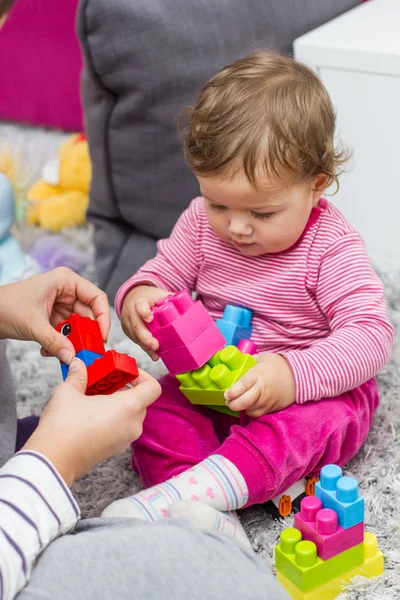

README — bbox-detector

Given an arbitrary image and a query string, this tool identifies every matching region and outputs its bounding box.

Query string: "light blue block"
[315,464,364,529]
[60,349,103,380]
[216,305,253,346]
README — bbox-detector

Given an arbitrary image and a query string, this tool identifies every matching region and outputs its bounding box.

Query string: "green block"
[176,346,256,412]
[275,528,364,593]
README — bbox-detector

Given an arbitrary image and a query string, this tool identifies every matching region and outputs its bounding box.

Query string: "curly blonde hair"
[180,50,348,191]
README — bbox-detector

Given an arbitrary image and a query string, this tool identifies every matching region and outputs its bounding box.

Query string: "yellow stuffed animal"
[27,134,91,231]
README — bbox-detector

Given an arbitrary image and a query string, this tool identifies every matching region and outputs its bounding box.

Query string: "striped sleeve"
[115,199,201,317]
[0,451,79,600]
[281,234,394,403]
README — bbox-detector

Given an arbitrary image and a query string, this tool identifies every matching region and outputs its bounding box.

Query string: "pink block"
[0,0,83,130]
[147,291,225,373]
[237,339,258,355]
[294,496,364,561]
[159,321,226,375]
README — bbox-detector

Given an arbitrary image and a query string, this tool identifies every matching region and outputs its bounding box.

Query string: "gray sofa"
[77,0,360,302]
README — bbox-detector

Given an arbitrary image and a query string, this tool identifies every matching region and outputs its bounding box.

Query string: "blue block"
[315,464,364,529]
[61,362,69,380]
[60,349,103,380]
[216,305,253,346]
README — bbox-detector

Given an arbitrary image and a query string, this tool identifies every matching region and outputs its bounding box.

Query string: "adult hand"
[224,353,296,418]
[0,267,110,364]
[23,358,161,486]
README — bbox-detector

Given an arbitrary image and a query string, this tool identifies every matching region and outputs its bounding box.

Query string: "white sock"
[169,500,252,551]
[102,455,248,520]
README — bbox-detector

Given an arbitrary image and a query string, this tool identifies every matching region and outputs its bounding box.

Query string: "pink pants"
[131,375,379,506]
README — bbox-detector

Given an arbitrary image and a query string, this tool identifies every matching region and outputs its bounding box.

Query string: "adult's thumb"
[65,358,88,393]
[38,325,75,364]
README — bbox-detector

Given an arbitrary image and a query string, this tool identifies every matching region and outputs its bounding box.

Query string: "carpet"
[3,123,400,599]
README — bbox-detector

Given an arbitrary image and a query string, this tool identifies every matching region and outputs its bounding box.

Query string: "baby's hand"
[224,353,296,418]
[121,285,171,360]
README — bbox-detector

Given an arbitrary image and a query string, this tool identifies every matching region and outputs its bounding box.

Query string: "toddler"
[103,51,394,547]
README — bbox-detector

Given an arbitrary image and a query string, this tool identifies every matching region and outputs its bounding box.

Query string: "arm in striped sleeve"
[0,451,79,600]
[115,199,201,316]
[281,234,394,403]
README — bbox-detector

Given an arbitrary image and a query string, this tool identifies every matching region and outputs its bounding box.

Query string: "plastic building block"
[61,349,103,380]
[275,528,363,592]
[315,465,364,529]
[56,313,105,355]
[216,305,253,346]
[147,290,226,375]
[56,314,139,395]
[237,338,258,355]
[176,345,257,415]
[86,350,139,395]
[277,532,383,600]
[294,496,364,560]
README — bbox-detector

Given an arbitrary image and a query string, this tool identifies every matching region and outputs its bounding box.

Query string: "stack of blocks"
[57,314,139,395]
[147,290,256,416]
[275,464,384,599]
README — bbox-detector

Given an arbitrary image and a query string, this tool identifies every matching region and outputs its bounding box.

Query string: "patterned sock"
[101,454,249,520]
[168,500,252,551]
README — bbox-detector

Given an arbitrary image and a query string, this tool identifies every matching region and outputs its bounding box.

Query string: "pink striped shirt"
[116,197,394,404]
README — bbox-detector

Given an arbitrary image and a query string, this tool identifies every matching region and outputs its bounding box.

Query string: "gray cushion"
[77,0,360,302]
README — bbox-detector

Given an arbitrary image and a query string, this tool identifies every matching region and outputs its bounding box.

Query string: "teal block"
[216,305,253,346]
[315,464,364,529]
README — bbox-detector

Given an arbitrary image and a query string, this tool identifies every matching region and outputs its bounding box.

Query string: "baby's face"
[198,171,324,256]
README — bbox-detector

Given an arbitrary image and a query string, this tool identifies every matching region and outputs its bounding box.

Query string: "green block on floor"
[275,527,364,593]
[176,345,256,411]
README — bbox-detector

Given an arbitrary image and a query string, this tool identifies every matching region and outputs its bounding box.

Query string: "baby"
[103,50,394,547]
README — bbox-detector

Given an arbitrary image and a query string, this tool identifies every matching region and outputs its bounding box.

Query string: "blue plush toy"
[0,173,37,284]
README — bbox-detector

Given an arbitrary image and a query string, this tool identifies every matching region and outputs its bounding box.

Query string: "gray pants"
[18,518,289,600]
[0,341,17,467]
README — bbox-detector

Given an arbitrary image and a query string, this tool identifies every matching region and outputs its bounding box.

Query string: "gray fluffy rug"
[3,123,400,599]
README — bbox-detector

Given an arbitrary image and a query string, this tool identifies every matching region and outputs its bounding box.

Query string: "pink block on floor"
[0,0,83,131]
[294,496,364,561]
[147,290,226,374]
[158,322,226,375]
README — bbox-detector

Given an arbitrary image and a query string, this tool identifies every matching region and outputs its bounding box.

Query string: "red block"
[294,496,364,561]
[56,314,106,355]
[86,350,139,395]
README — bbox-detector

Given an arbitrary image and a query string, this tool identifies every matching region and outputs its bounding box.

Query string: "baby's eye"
[209,203,228,212]
[251,211,275,220]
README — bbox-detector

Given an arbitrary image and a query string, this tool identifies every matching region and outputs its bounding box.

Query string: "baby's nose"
[229,216,252,237]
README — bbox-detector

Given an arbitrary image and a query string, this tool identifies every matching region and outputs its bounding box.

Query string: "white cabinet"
[294,0,400,269]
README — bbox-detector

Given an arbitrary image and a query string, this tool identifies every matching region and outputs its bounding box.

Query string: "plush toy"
[30,234,89,274]
[27,134,91,231]
[0,173,39,284]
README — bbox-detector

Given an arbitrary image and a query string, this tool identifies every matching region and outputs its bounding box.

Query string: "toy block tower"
[275,464,384,599]
[147,291,257,414]
[56,314,139,395]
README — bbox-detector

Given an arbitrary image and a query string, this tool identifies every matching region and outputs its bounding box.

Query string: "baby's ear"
[313,173,330,192]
